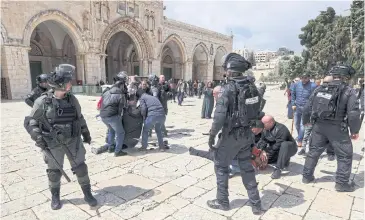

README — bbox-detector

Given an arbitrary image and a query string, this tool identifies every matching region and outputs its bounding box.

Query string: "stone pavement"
[1,88,364,220]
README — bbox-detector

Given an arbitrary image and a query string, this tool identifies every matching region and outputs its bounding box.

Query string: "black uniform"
[25,74,48,107]
[302,65,361,191]
[207,53,262,214]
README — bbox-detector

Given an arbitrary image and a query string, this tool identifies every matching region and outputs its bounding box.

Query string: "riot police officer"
[24,64,97,209]
[25,73,49,107]
[207,53,263,214]
[302,65,361,192]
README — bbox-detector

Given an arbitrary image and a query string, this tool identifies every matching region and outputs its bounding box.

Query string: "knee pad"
[46,169,62,182]
[71,162,88,177]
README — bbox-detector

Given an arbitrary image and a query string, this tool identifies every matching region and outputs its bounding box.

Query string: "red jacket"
[97,97,102,110]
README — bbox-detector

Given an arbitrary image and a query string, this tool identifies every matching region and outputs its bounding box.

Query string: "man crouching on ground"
[257,115,298,179]
[137,89,169,152]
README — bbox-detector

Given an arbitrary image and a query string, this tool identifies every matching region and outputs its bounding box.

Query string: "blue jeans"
[177,92,184,105]
[101,115,125,153]
[287,101,293,119]
[142,115,165,148]
[294,106,305,142]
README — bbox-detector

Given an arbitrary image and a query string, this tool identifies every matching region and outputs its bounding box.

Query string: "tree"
[298,2,364,77]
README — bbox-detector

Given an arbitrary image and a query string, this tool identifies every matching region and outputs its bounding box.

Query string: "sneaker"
[335,181,355,192]
[206,199,230,211]
[327,154,335,161]
[298,149,306,156]
[271,169,282,179]
[114,151,128,157]
[302,176,315,184]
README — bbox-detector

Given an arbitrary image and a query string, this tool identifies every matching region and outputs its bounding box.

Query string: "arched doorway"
[28,20,78,88]
[192,44,209,82]
[160,39,185,81]
[213,46,227,80]
[104,31,140,83]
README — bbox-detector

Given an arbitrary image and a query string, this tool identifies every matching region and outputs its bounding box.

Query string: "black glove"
[35,136,47,150]
[82,132,92,144]
[208,135,216,150]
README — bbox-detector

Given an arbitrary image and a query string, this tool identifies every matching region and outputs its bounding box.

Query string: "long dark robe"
[201,88,214,118]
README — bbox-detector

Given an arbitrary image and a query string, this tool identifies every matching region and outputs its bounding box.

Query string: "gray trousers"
[303,122,353,184]
[213,130,260,206]
[43,137,90,188]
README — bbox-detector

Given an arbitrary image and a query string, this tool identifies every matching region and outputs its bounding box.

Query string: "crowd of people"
[23,53,363,215]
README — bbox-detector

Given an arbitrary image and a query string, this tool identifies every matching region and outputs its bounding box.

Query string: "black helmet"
[47,64,75,89]
[329,65,356,79]
[36,74,48,84]
[221,53,252,73]
[148,74,159,85]
[114,71,128,83]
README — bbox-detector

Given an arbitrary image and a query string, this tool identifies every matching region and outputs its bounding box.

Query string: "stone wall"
[1,0,232,99]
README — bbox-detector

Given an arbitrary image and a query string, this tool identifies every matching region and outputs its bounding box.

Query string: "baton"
[43,148,71,182]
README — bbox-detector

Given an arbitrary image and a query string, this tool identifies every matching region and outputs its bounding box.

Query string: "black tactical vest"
[311,82,345,121]
[230,78,261,128]
[44,93,78,137]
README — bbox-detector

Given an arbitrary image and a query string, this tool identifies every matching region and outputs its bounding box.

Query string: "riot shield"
[122,102,143,148]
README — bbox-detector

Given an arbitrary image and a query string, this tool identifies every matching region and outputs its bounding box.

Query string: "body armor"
[311,81,346,121]
[229,77,261,128]
[44,93,79,138]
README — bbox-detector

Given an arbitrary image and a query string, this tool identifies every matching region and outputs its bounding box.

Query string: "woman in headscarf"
[201,81,214,119]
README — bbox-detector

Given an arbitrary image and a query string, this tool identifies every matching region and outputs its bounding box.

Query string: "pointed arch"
[192,42,210,60]
[158,34,187,62]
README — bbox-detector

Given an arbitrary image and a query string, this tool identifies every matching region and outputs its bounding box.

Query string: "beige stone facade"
[0,0,232,99]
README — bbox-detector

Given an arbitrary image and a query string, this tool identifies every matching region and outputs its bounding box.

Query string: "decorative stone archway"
[192,42,210,82]
[100,17,153,78]
[213,46,227,80]
[159,34,187,80]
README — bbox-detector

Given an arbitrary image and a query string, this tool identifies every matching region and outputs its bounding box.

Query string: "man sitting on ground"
[257,115,298,179]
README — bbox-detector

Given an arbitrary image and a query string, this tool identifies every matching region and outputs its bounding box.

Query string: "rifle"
[32,108,73,182]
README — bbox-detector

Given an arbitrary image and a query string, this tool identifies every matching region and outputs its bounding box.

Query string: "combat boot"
[81,184,97,207]
[335,181,355,192]
[250,202,263,215]
[50,187,62,210]
[206,199,230,211]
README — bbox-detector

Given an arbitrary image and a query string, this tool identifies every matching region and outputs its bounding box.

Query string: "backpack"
[231,79,261,128]
[311,82,345,120]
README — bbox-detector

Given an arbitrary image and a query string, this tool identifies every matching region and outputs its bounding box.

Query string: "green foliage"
[298,2,364,77]
[277,55,305,79]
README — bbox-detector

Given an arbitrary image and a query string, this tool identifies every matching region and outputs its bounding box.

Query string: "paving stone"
[261,208,302,220]
[90,167,129,184]
[179,185,207,201]
[32,201,91,220]
[0,172,24,186]
[148,183,184,203]
[285,182,320,200]
[193,189,247,217]
[263,179,291,195]
[1,186,10,204]
[170,175,199,188]
[303,209,344,220]
[142,151,176,163]
[350,210,364,220]
[0,157,33,174]
[173,204,226,220]
[111,197,159,219]
[352,197,364,213]
[64,188,125,216]
[188,164,215,180]
[4,176,48,200]
[15,164,47,179]
[272,193,312,216]
[1,209,38,220]
[137,203,177,220]
[87,210,123,220]
[96,174,161,201]
[1,193,48,217]
[194,175,216,190]
[137,165,183,183]
[311,189,353,219]
[165,195,190,210]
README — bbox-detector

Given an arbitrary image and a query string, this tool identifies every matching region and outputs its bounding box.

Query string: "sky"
[163,0,352,53]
